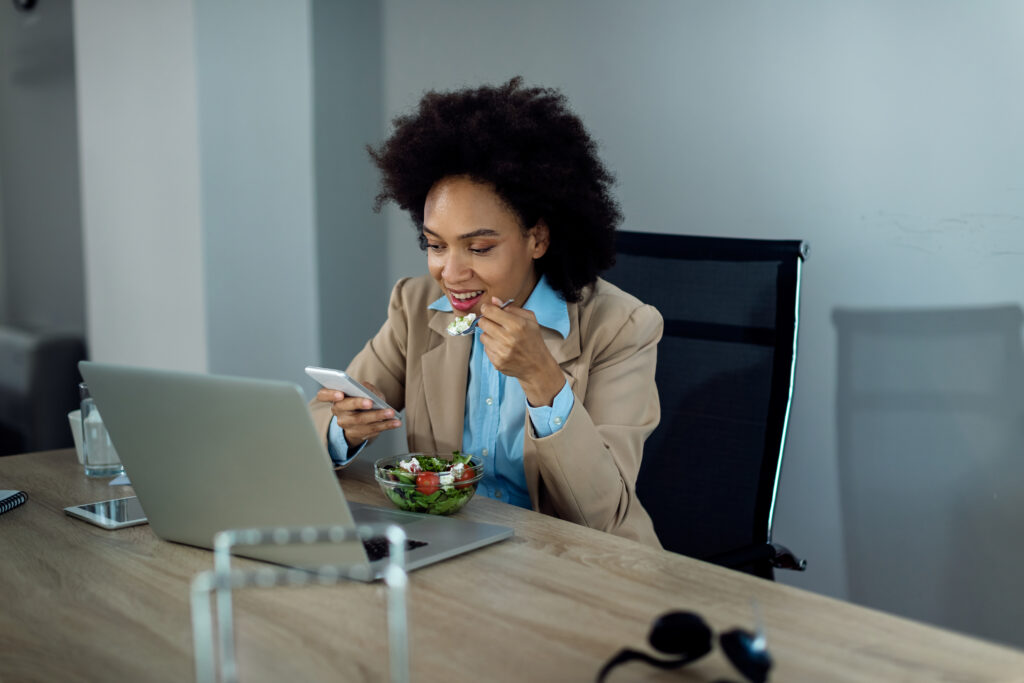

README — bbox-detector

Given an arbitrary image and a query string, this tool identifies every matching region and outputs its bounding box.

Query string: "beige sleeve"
[529,303,662,543]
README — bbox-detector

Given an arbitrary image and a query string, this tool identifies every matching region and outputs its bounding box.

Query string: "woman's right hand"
[316,381,401,449]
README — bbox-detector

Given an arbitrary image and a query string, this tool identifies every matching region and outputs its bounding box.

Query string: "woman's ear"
[529,220,551,259]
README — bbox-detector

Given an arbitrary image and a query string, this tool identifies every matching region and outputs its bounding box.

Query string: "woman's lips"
[449,291,483,312]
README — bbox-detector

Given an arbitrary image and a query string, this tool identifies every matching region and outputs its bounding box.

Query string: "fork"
[454,298,514,335]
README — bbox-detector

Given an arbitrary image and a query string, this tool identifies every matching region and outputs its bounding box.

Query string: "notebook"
[1,490,27,515]
[76,361,512,581]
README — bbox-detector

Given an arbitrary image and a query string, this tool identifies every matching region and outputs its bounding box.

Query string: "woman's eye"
[470,246,494,255]
[426,243,444,252]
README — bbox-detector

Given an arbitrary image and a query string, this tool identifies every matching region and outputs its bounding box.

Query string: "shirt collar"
[428,274,570,339]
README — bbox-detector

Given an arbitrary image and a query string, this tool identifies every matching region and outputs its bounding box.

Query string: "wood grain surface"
[2,449,1024,682]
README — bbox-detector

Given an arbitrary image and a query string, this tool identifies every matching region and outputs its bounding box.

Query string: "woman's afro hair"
[368,77,621,303]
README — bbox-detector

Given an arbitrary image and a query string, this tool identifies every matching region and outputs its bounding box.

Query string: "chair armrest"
[707,542,807,574]
[766,542,807,571]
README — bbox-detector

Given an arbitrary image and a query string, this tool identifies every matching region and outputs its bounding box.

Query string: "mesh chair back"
[603,231,807,568]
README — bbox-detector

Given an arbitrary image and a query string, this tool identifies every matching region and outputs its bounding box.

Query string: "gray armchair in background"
[0,326,87,456]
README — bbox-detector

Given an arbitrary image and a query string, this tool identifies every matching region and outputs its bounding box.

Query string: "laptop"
[77,361,513,581]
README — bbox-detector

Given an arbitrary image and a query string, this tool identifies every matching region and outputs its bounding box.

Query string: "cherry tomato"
[455,466,476,489]
[415,472,440,495]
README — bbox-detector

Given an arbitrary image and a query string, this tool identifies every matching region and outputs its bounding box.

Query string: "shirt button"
[485,397,494,406]
[494,490,502,499]
[553,416,563,426]
[481,448,488,457]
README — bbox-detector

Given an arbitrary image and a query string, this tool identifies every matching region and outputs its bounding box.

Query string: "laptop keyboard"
[362,535,428,563]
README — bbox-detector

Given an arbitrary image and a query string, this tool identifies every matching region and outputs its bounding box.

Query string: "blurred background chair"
[832,304,1024,644]
[603,231,808,579]
[0,326,87,456]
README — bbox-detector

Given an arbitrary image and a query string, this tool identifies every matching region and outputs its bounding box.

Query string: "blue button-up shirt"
[435,276,574,508]
[328,275,574,509]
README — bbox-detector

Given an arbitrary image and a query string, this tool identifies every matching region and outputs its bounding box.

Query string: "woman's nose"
[442,251,470,281]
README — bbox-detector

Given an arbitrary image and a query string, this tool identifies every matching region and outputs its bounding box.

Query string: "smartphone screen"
[65,496,148,529]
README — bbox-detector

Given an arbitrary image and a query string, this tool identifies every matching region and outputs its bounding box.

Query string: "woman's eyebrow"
[422,226,500,240]
[457,228,500,240]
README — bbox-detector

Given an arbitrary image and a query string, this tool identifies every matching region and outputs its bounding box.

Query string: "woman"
[312,78,662,547]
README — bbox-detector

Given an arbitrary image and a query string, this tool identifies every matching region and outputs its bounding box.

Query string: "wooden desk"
[2,449,1023,682]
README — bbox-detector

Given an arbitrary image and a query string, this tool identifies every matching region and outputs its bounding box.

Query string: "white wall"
[73,0,207,371]
[1,0,84,334]
[194,0,321,390]
[310,0,389,373]
[378,0,1024,646]
[73,0,326,390]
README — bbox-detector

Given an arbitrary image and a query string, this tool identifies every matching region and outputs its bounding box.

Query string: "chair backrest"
[602,231,807,564]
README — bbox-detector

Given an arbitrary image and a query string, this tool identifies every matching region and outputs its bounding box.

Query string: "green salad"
[376,452,481,515]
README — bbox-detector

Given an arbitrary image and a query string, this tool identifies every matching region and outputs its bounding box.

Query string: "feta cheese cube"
[398,456,421,473]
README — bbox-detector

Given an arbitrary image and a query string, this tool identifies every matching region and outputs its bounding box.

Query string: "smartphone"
[305,366,394,412]
[64,495,148,529]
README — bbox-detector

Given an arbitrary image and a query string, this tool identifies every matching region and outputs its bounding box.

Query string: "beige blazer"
[311,275,663,548]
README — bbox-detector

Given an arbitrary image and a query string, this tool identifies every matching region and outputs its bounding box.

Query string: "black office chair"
[603,231,808,580]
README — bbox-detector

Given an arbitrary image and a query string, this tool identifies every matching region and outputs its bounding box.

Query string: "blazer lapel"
[421,313,472,454]
[545,300,582,369]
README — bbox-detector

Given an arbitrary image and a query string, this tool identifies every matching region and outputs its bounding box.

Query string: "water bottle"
[79,382,124,477]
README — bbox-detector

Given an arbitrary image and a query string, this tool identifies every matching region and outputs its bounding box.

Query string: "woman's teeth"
[451,291,483,301]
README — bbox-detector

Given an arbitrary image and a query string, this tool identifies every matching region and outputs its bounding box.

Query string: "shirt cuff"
[527,380,574,438]
[327,418,365,465]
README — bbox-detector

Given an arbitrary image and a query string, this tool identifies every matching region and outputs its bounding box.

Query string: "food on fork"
[447,313,477,336]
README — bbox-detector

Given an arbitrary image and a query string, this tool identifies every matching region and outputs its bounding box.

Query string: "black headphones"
[596,610,772,683]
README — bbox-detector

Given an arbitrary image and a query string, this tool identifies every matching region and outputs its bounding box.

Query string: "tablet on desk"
[65,496,148,529]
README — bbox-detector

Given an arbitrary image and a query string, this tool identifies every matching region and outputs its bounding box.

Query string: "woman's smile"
[448,289,484,311]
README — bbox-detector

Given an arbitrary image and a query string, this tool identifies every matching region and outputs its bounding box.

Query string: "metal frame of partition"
[190,523,410,683]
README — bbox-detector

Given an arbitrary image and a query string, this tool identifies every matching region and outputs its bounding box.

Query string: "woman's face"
[423,175,549,317]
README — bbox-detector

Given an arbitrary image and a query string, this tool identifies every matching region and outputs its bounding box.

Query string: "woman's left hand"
[477,297,566,407]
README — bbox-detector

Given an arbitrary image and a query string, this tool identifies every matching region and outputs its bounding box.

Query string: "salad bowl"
[373,452,484,515]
